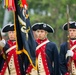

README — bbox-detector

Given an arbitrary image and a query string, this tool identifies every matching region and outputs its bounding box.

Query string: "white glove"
[66,50,74,57]
[0,39,6,48]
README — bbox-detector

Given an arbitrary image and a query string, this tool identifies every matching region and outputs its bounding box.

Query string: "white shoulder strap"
[6,45,16,54]
[70,45,76,51]
[36,40,50,50]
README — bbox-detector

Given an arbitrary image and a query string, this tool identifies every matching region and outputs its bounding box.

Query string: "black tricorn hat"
[62,21,76,30]
[32,23,54,33]
[2,24,14,32]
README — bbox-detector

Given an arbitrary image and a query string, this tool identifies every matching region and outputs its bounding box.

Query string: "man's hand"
[0,39,6,49]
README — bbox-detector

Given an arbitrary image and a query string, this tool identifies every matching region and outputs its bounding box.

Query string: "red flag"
[8,0,12,7]
[8,0,15,11]
[21,0,28,7]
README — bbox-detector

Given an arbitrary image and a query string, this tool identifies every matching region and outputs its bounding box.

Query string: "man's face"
[69,28,76,39]
[8,31,16,40]
[36,29,48,40]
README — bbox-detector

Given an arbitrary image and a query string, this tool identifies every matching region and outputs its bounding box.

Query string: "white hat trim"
[32,23,54,33]
[62,21,75,30]
[1,24,14,32]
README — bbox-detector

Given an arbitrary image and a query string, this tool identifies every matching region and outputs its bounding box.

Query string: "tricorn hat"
[2,24,14,32]
[62,21,76,30]
[32,23,54,33]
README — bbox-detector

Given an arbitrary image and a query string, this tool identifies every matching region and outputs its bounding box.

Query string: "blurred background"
[0,0,76,50]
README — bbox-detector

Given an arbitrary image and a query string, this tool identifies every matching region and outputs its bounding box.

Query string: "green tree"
[27,0,76,48]
[0,0,76,49]
[0,4,4,28]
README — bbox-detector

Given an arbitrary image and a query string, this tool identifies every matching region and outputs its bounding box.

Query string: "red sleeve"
[64,72,70,75]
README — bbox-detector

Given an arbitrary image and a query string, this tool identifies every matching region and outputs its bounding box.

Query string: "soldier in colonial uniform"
[26,23,60,75]
[59,21,76,75]
[0,24,25,75]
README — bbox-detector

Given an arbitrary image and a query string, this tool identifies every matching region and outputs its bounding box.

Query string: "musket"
[0,32,11,75]
[66,5,72,75]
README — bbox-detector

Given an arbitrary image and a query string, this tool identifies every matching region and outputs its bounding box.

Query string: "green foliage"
[0,0,76,49]
[27,0,76,49]
[0,5,4,28]
[0,0,2,3]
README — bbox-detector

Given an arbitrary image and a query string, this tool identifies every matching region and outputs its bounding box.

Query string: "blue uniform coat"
[59,42,69,75]
[45,41,60,75]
